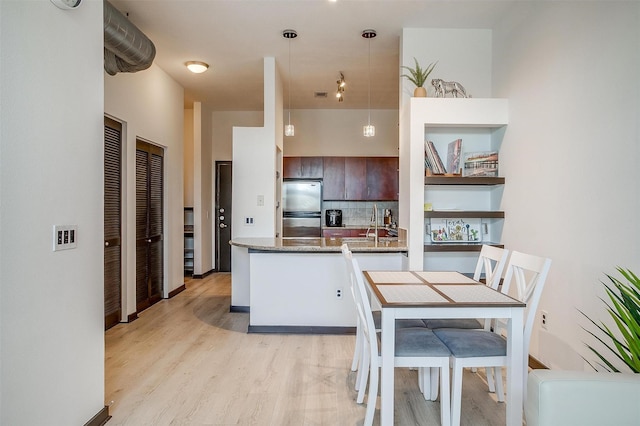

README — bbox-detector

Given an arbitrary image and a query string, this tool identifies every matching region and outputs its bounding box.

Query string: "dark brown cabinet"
[283,157,323,179]
[322,157,346,199]
[322,156,397,201]
[345,157,367,200]
[366,157,399,201]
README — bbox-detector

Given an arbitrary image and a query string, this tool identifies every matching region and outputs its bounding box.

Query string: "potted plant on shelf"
[401,58,437,97]
[580,267,640,373]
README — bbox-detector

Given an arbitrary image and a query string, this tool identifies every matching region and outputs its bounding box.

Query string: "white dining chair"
[423,244,509,330]
[422,245,509,399]
[433,250,552,426]
[344,248,452,426]
[341,243,426,397]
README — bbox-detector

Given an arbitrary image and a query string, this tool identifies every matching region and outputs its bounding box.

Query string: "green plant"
[401,58,437,88]
[580,267,640,373]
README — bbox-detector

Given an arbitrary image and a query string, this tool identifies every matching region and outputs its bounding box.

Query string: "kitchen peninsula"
[230,236,407,333]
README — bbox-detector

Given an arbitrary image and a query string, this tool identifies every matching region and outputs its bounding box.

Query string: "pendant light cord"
[367,36,371,126]
[288,37,292,126]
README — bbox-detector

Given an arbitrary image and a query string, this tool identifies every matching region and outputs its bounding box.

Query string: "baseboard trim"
[127,312,138,323]
[529,355,549,370]
[248,325,356,335]
[168,284,186,298]
[230,305,250,313]
[83,406,110,426]
[193,269,215,279]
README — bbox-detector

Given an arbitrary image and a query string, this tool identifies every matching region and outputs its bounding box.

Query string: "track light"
[336,72,346,102]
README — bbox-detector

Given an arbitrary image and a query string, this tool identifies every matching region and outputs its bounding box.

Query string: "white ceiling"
[109,0,516,111]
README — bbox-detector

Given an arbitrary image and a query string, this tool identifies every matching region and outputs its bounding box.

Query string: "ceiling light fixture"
[283,29,298,137]
[185,61,209,74]
[362,29,376,138]
[336,72,346,103]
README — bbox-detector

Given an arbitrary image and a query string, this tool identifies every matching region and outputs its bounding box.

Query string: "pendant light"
[283,29,297,137]
[362,29,376,137]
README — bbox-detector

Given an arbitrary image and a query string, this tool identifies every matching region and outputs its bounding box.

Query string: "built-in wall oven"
[282,179,322,237]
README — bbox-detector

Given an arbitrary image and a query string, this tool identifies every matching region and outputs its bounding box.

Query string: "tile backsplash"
[322,201,398,227]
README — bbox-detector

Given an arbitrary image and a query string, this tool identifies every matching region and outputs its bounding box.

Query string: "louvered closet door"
[104,117,122,330]
[135,140,164,313]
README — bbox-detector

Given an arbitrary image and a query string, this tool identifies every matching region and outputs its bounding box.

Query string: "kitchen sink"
[339,237,398,243]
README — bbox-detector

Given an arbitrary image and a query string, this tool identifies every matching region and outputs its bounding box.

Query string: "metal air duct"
[103,1,156,75]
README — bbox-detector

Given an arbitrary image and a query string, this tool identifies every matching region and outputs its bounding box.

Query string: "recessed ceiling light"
[185,61,209,74]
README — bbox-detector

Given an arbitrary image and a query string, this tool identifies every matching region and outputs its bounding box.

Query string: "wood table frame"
[362,270,526,426]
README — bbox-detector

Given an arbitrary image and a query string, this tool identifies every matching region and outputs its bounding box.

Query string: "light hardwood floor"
[106,273,507,425]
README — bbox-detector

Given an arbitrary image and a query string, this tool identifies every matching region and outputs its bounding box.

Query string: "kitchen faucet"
[366,203,379,245]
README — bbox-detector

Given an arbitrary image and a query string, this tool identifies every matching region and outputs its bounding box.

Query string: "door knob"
[219,215,225,221]
[219,208,225,213]
[105,241,110,247]
[219,223,227,228]
[147,239,152,243]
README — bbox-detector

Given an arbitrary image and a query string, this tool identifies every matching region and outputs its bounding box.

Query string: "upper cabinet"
[366,157,399,201]
[321,156,398,201]
[283,157,323,179]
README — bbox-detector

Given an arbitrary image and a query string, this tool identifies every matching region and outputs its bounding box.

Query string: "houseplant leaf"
[580,267,640,373]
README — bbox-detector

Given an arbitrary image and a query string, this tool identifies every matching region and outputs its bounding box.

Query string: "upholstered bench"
[526,369,640,426]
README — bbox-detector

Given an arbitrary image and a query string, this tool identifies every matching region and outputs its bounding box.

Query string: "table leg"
[506,308,524,426]
[380,308,395,426]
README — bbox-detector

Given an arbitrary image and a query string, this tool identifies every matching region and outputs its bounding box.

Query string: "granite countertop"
[230,237,407,253]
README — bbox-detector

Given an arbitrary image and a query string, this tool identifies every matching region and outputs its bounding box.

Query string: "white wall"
[193,102,213,274]
[399,28,493,269]
[0,1,105,424]
[283,109,399,156]
[104,63,185,309]
[493,2,640,369]
[231,58,281,306]
[184,109,194,206]
[212,111,264,162]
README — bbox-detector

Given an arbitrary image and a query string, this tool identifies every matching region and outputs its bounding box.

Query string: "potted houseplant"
[581,267,640,373]
[401,57,437,97]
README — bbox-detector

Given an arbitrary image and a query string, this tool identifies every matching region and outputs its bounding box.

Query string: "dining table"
[362,270,526,426]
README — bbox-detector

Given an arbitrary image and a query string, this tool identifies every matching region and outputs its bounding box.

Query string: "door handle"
[219,223,227,228]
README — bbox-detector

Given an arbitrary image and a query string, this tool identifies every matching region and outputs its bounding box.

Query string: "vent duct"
[103,1,156,75]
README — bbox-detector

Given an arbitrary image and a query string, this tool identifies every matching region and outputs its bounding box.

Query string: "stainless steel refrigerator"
[282,180,322,237]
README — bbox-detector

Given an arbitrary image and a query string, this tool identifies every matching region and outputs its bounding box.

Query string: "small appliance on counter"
[383,209,392,225]
[325,209,342,227]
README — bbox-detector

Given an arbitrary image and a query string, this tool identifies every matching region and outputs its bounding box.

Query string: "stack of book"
[424,140,446,174]
[425,139,463,175]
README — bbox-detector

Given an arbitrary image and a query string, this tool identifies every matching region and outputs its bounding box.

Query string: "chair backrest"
[341,243,356,301]
[499,250,552,358]
[346,252,378,359]
[473,244,510,290]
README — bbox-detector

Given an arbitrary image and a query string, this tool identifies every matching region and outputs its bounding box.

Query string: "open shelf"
[423,242,504,252]
[425,176,505,186]
[425,210,505,219]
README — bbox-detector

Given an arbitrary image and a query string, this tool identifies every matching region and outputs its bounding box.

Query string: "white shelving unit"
[405,98,508,271]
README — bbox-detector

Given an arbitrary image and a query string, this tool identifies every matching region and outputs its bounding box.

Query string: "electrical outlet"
[244,217,254,226]
[336,288,343,299]
[541,310,548,330]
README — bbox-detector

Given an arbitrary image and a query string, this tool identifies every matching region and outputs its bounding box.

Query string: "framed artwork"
[429,218,482,243]
[463,151,499,177]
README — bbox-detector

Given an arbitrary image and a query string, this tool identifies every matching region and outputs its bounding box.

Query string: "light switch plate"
[53,225,78,251]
